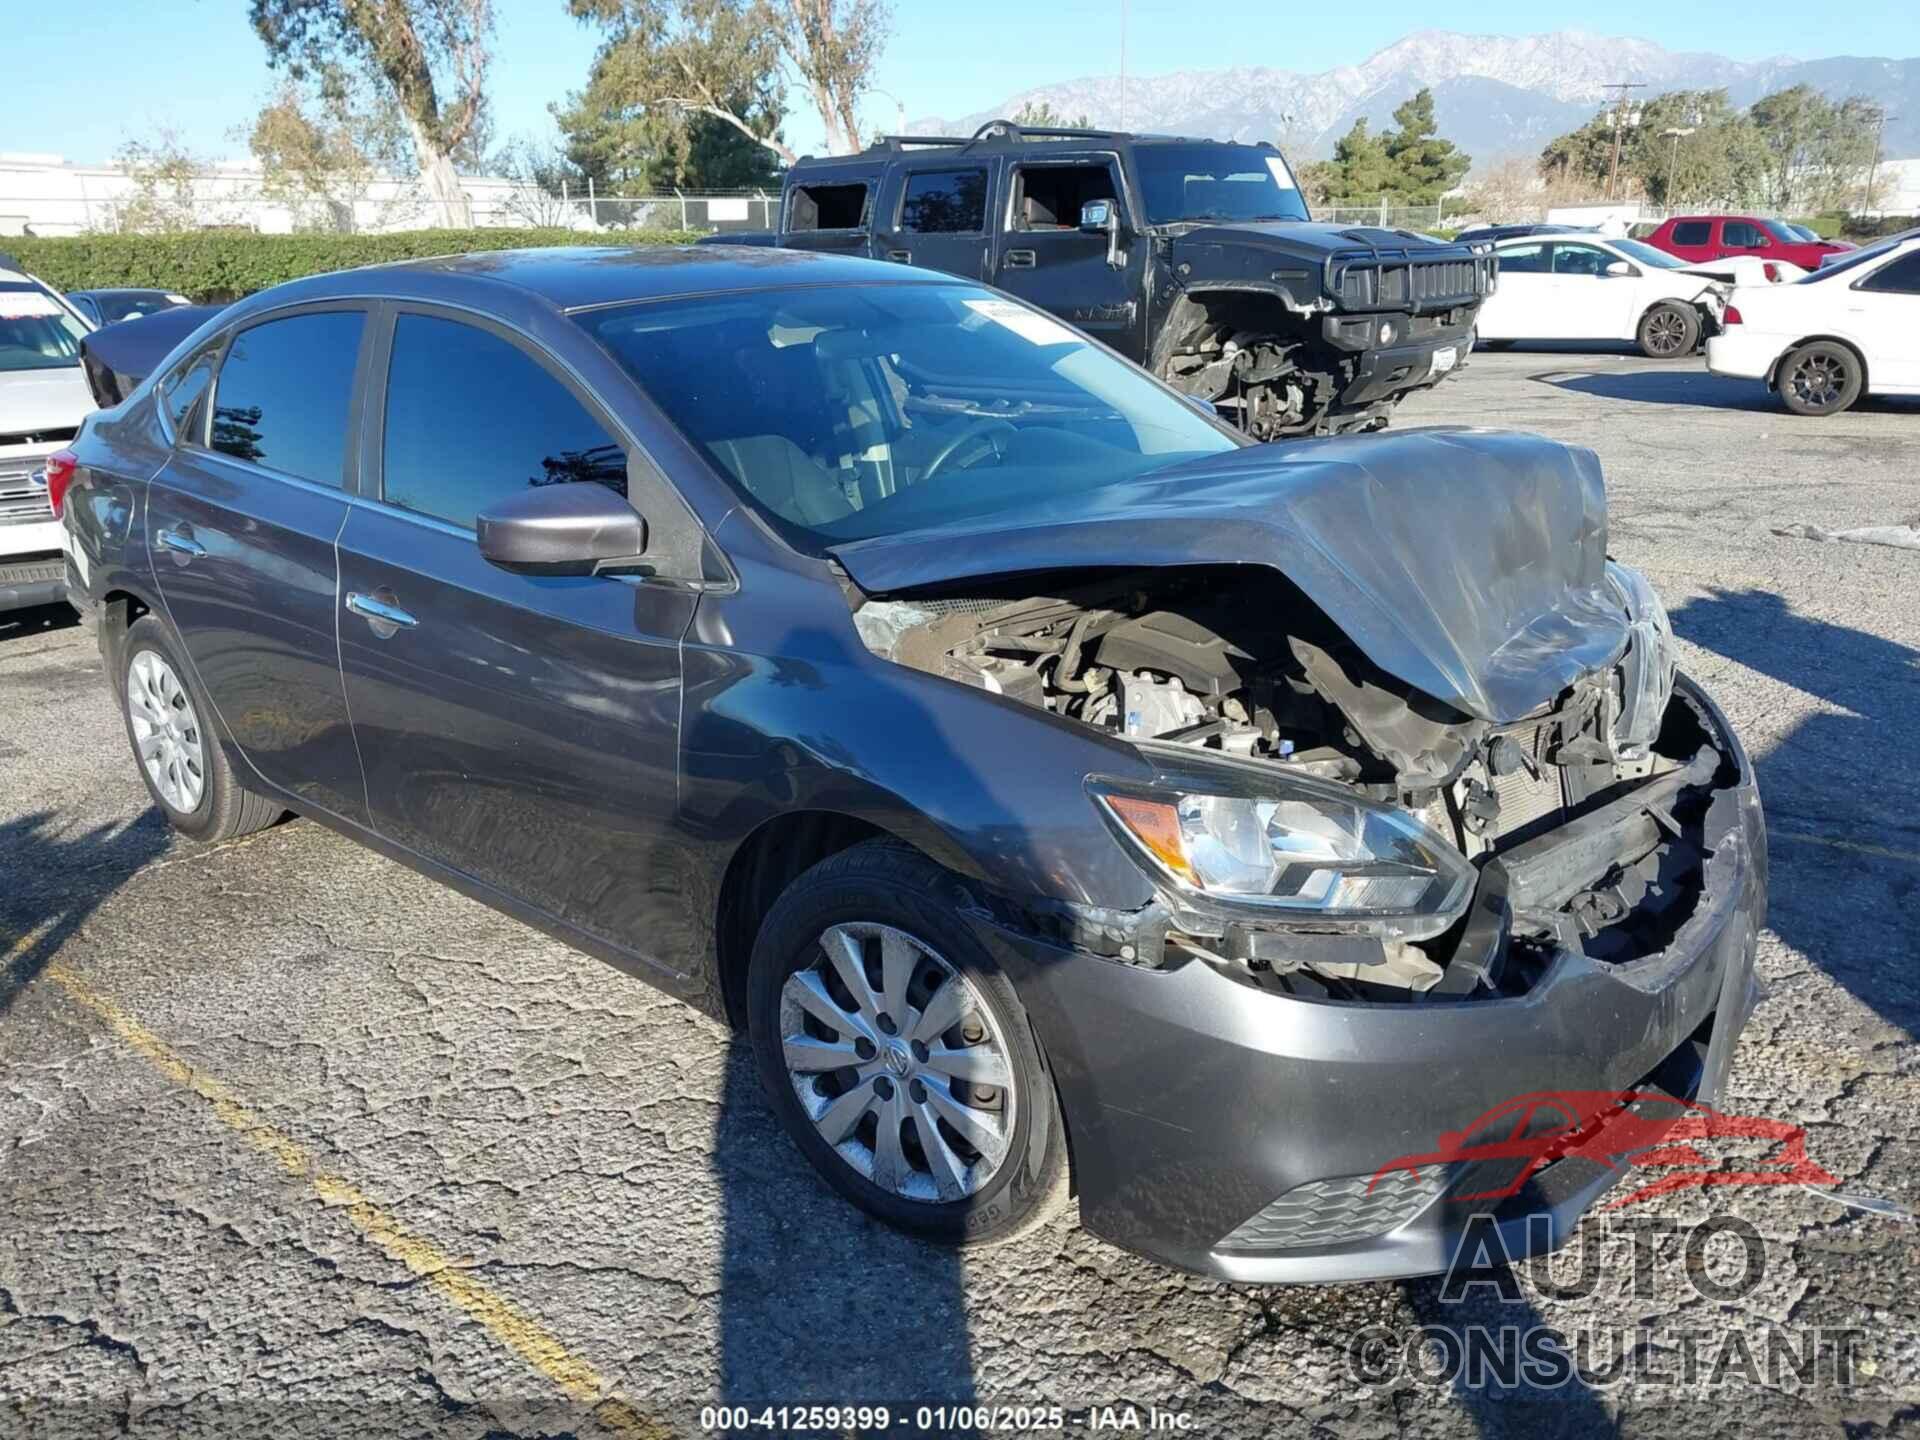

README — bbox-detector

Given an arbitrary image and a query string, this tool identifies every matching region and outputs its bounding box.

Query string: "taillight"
[1722,305,1743,326]
[41,449,78,519]
[1763,262,1779,282]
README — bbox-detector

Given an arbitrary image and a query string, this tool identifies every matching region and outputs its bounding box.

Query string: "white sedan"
[1475,235,1767,358]
[1707,234,1920,415]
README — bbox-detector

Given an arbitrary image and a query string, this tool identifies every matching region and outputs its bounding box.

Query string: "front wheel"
[1637,302,1700,359]
[747,840,1071,1247]
[1777,341,1863,416]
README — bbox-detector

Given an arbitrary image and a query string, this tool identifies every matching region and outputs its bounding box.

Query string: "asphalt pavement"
[2,343,1916,1438]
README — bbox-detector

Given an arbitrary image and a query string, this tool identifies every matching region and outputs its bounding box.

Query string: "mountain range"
[913,30,1920,168]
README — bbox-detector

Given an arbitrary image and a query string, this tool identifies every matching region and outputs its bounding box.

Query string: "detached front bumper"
[977,678,1766,1282]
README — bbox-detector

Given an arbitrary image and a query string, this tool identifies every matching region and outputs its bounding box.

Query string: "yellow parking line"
[4,928,668,1439]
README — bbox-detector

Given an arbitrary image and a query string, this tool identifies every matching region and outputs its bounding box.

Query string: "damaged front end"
[851,554,1746,1004]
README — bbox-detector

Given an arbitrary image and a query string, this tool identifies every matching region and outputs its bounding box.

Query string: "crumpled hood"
[830,427,1630,725]
[0,366,94,436]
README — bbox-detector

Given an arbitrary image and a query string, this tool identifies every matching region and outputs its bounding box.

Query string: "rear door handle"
[885,248,911,263]
[345,590,418,634]
[154,526,206,561]
[1004,249,1036,269]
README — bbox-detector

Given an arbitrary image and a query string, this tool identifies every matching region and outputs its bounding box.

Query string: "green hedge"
[4,228,703,303]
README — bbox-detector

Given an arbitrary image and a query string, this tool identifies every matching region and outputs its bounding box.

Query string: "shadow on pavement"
[1670,587,1920,1034]
[0,602,79,646]
[715,1045,978,1410]
[1531,367,1777,411]
[0,809,172,1018]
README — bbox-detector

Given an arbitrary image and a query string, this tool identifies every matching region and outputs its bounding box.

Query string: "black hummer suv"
[706,121,1495,437]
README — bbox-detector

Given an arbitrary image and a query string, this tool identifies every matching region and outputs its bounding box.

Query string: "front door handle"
[154,526,206,561]
[885,248,911,263]
[1004,249,1036,269]
[345,590,418,635]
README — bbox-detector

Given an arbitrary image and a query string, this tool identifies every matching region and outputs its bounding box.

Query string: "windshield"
[0,283,88,371]
[1610,238,1687,270]
[1797,239,1899,282]
[1783,223,1820,243]
[96,291,189,323]
[578,282,1239,553]
[1132,143,1310,225]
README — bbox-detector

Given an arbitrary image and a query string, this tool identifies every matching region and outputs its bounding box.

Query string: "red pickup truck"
[1643,215,1853,271]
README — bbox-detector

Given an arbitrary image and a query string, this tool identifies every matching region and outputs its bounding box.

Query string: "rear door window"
[788,182,869,231]
[900,169,989,234]
[1670,221,1712,247]
[1859,251,1920,295]
[208,310,365,486]
[380,313,626,530]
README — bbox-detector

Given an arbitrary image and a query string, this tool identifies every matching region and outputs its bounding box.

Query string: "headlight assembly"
[1094,775,1476,941]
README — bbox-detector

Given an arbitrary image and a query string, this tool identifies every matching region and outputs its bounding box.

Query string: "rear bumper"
[979,677,1766,1282]
[1706,331,1785,383]
[0,553,67,613]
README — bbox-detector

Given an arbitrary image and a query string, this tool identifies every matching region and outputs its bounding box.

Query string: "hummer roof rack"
[861,120,1270,154]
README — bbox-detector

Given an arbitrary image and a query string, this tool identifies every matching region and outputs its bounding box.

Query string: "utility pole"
[1661,126,1696,205]
[1867,107,1898,216]
[1602,82,1646,200]
[1118,0,1129,129]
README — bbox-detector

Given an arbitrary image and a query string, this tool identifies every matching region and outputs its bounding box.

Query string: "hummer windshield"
[1133,143,1311,226]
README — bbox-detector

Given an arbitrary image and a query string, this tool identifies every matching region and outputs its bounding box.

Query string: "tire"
[1637,302,1700,359]
[1777,340,1863,417]
[117,615,282,842]
[747,839,1071,1247]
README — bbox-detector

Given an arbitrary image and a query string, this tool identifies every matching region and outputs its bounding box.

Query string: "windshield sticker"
[963,298,1078,347]
[1265,157,1297,190]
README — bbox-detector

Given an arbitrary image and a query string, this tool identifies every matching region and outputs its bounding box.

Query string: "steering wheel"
[923,418,1018,481]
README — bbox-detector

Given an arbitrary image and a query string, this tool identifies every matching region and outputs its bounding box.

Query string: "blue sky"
[3,1,1917,168]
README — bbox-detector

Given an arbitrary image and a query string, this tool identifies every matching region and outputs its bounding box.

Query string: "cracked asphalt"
[2,342,1917,1438]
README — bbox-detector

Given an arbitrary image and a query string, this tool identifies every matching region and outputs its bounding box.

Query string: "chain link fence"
[0,168,780,239]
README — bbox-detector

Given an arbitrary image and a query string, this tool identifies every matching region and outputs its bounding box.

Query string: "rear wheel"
[1777,341,1863,416]
[118,615,282,842]
[747,840,1070,1247]
[1637,302,1699,359]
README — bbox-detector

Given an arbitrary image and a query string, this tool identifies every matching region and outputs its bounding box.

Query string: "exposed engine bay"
[853,565,1731,1003]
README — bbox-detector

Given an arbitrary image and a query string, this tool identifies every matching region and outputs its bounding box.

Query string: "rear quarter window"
[788,182,869,231]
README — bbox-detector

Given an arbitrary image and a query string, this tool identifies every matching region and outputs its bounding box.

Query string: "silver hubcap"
[127,649,206,813]
[780,922,1016,1203]
[1648,311,1685,354]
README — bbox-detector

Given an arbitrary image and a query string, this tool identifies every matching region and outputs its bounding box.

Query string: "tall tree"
[773,0,889,154]
[249,0,493,226]
[1381,88,1470,203]
[564,0,794,167]
[1315,118,1400,203]
[248,73,410,232]
[1011,99,1094,129]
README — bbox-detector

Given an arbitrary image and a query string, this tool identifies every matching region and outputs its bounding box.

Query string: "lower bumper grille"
[1215,1166,1447,1252]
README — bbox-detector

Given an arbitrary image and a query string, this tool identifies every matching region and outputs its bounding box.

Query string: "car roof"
[227,244,960,318]
[69,287,177,298]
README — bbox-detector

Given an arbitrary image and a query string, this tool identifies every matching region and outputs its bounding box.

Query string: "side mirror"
[1079,199,1127,269]
[1603,260,1633,277]
[1078,198,1115,233]
[476,481,648,576]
